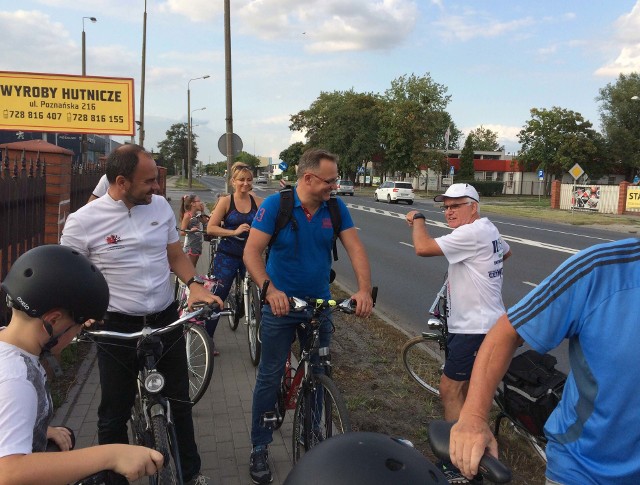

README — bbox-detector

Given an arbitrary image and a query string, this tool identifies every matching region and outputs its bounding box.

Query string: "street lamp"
[81,16,97,164]
[139,0,147,147]
[187,75,210,188]
[189,107,206,184]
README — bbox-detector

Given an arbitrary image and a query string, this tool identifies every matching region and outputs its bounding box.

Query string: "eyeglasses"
[440,202,471,212]
[307,172,339,186]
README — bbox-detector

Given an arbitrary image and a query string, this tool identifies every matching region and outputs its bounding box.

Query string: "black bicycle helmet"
[284,432,447,485]
[1,245,109,323]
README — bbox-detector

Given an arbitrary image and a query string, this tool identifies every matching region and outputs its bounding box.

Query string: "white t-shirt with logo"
[435,217,510,334]
[61,194,179,315]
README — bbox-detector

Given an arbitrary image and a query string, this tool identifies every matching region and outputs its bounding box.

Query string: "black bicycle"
[79,304,225,484]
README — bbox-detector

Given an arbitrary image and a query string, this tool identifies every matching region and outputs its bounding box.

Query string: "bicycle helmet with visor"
[2,245,109,324]
[283,432,447,485]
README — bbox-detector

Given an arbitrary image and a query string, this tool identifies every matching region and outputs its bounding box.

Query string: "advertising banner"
[0,71,134,136]
[571,185,600,211]
[627,186,640,210]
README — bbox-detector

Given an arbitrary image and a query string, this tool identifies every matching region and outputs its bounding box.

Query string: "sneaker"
[249,446,273,484]
[185,474,210,485]
[438,461,470,484]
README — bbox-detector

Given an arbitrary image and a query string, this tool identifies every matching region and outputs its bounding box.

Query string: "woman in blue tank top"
[205,163,263,346]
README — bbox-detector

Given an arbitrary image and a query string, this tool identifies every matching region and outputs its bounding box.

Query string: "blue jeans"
[204,251,245,337]
[250,305,332,446]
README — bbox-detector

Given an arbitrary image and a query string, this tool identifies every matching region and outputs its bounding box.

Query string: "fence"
[0,151,102,326]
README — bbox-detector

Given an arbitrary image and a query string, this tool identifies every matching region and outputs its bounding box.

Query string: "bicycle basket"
[502,350,566,438]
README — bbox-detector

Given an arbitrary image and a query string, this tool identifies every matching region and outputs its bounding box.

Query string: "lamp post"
[81,16,97,163]
[187,75,210,188]
[139,0,147,147]
[189,107,206,185]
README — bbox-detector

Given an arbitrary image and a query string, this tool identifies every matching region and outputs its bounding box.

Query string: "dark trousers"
[95,308,201,482]
[205,250,245,337]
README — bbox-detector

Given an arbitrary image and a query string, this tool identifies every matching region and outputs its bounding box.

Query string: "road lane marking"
[523,281,538,287]
[347,203,579,255]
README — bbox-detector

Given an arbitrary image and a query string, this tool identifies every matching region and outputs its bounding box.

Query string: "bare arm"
[449,315,523,479]
[206,196,248,237]
[0,444,163,485]
[167,242,222,309]
[338,227,373,317]
[243,228,290,316]
[405,211,444,257]
[503,249,512,261]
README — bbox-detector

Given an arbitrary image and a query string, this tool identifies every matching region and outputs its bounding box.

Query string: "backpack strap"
[326,195,341,261]
[267,185,296,251]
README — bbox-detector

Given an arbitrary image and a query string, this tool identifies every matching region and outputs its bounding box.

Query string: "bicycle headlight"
[144,371,165,393]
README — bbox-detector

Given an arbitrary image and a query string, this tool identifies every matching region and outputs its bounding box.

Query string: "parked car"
[374,181,414,204]
[256,174,268,184]
[334,179,354,196]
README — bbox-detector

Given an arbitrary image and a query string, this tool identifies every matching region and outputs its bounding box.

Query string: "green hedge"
[455,180,503,197]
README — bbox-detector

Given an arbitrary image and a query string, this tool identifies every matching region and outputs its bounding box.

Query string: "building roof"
[0,139,74,155]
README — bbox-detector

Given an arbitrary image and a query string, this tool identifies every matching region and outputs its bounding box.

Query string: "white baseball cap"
[433,183,479,203]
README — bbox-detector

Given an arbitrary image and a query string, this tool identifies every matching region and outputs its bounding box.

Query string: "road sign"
[278,162,288,171]
[538,169,544,180]
[357,166,365,174]
[569,163,585,181]
[217,133,243,157]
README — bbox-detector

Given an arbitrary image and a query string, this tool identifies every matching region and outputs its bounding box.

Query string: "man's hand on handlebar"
[349,289,373,318]
[450,415,499,479]
[187,284,223,311]
[264,283,289,317]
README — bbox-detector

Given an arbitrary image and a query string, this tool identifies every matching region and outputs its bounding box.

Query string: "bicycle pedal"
[262,411,278,428]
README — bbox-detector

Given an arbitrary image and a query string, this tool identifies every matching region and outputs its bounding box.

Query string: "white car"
[374,181,414,205]
[255,175,268,184]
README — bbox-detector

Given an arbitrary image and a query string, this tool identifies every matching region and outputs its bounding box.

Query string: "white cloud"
[237,0,418,52]
[595,1,640,76]
[433,11,534,42]
[157,0,223,23]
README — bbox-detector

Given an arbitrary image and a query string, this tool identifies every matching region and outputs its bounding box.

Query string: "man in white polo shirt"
[61,144,222,485]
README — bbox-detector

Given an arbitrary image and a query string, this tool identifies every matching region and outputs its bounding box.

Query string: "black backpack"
[267,185,342,261]
[502,349,567,438]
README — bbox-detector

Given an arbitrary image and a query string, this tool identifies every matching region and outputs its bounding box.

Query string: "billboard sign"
[0,71,134,136]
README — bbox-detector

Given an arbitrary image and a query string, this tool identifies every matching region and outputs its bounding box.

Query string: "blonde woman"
[205,163,263,343]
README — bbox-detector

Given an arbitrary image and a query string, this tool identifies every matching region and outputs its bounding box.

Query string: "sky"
[2,0,640,164]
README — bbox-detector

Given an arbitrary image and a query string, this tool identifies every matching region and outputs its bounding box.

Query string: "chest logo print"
[106,234,121,244]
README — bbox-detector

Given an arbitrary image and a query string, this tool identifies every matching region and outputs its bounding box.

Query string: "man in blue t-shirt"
[450,238,640,484]
[243,148,373,484]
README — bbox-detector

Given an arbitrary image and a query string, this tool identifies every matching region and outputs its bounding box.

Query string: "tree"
[379,73,458,178]
[156,123,198,176]
[457,134,476,180]
[279,142,305,167]
[467,125,503,151]
[518,107,607,179]
[597,73,640,180]
[234,151,260,172]
[289,90,383,181]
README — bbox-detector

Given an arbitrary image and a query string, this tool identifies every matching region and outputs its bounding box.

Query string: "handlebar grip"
[371,286,378,306]
[427,420,512,484]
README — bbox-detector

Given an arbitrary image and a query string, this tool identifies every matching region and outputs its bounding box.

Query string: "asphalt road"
[195,176,634,373]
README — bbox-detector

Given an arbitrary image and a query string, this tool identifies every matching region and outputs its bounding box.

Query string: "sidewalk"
[53,183,295,484]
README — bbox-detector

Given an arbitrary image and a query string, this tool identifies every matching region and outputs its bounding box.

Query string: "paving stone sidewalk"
[53,183,294,484]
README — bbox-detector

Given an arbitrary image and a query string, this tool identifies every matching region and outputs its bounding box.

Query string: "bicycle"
[261,284,378,464]
[401,276,563,463]
[77,304,226,485]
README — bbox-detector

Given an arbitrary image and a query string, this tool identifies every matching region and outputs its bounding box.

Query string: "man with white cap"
[405,183,511,419]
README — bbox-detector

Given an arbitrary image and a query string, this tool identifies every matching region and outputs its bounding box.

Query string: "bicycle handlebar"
[288,287,378,315]
[81,304,231,340]
[428,420,512,483]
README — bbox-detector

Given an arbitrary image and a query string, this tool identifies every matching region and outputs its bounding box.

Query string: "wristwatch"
[186,275,205,288]
[412,213,426,222]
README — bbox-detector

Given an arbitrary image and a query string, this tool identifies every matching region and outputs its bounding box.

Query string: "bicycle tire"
[292,373,351,464]
[227,273,243,331]
[402,334,446,397]
[185,324,214,404]
[247,281,262,366]
[150,414,179,485]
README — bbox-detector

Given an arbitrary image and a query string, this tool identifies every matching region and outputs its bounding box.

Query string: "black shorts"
[443,333,486,382]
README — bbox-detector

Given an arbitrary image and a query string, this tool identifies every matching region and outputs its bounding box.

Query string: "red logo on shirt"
[106,234,121,244]
[255,207,265,223]
[322,218,332,229]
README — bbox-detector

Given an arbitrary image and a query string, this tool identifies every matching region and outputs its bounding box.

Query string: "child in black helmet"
[0,245,164,484]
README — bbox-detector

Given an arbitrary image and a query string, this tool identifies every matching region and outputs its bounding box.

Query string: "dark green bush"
[470,181,504,197]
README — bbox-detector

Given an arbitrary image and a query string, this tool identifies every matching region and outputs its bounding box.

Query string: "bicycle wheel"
[292,374,351,464]
[185,324,214,404]
[247,281,262,366]
[150,414,179,485]
[130,398,149,447]
[401,334,446,396]
[227,272,243,331]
